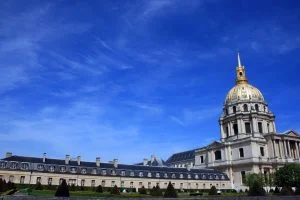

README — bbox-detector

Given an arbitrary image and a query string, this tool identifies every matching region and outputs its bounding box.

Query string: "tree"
[110,185,120,195]
[0,179,5,192]
[164,182,177,198]
[96,185,103,193]
[275,164,300,189]
[209,186,217,195]
[35,182,43,190]
[138,186,147,195]
[6,181,16,190]
[245,173,265,196]
[55,179,70,197]
[150,185,163,196]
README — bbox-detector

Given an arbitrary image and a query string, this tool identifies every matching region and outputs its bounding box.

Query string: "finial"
[238,52,242,67]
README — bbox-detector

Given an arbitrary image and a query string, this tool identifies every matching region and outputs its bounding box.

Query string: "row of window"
[8,176,225,189]
[225,121,269,136]
[0,162,225,180]
[225,104,266,115]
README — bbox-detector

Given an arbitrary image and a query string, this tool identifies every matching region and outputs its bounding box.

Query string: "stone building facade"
[166,54,300,190]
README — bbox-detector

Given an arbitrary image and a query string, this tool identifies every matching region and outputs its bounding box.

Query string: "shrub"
[69,184,76,191]
[248,180,265,196]
[35,182,43,190]
[269,188,274,193]
[280,186,294,196]
[6,181,16,190]
[110,185,120,195]
[245,189,248,193]
[239,189,243,193]
[150,185,163,196]
[209,186,217,195]
[138,186,147,195]
[274,186,280,194]
[96,185,103,193]
[295,187,300,195]
[0,179,5,192]
[55,179,69,197]
[164,182,177,198]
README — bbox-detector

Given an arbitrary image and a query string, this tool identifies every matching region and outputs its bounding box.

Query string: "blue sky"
[1,0,300,164]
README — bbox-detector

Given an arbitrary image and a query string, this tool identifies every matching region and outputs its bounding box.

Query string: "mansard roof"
[165,149,197,164]
[0,155,229,181]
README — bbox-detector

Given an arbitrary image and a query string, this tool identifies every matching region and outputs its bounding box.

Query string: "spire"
[235,52,248,85]
[238,52,242,67]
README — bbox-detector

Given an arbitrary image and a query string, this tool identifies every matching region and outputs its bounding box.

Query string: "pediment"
[284,130,299,137]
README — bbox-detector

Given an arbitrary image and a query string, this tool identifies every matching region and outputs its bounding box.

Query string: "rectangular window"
[239,148,244,158]
[91,180,95,187]
[241,171,246,184]
[260,147,265,156]
[59,178,63,184]
[139,182,142,187]
[258,122,263,133]
[215,150,222,160]
[69,179,76,185]
[200,156,204,163]
[101,180,105,187]
[9,175,14,182]
[130,182,133,188]
[180,183,183,189]
[102,169,107,175]
[148,182,151,188]
[245,122,251,133]
[48,178,52,185]
[20,176,25,184]
[111,181,115,187]
[36,177,41,184]
[81,179,85,187]
[121,181,124,188]
[233,124,238,135]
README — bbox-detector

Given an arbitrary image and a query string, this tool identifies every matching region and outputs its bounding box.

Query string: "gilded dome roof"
[225,83,264,104]
[225,53,265,104]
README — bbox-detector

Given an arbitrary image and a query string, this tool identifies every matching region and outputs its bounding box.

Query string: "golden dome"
[225,83,264,104]
[225,53,265,104]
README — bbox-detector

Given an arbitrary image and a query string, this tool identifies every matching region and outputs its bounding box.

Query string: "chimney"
[96,157,101,167]
[42,153,46,163]
[151,155,155,163]
[77,156,81,165]
[65,155,70,165]
[143,158,148,166]
[6,152,12,158]
[113,159,118,168]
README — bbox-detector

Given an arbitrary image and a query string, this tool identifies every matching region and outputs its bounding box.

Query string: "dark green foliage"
[245,189,248,193]
[295,187,300,195]
[150,185,163,196]
[35,182,43,190]
[6,181,16,190]
[231,189,237,193]
[55,179,70,197]
[275,163,300,188]
[132,187,137,193]
[110,185,120,195]
[274,186,280,194]
[96,185,103,193]
[269,188,274,193]
[239,189,243,193]
[69,184,76,191]
[80,186,84,191]
[280,186,294,196]
[0,179,5,192]
[248,179,265,196]
[209,186,217,195]
[163,182,177,198]
[138,186,147,195]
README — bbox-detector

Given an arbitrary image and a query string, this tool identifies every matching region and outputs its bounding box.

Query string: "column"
[237,119,243,134]
[228,122,232,136]
[287,140,291,157]
[295,141,299,158]
[283,140,288,158]
[277,140,282,158]
[272,140,276,158]
[252,118,258,133]
[272,122,277,133]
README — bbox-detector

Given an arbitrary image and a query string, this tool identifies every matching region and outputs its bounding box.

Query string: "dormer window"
[11,162,17,169]
[92,169,97,174]
[70,167,77,173]
[81,168,87,174]
[195,174,199,179]
[49,166,55,172]
[0,162,6,168]
[202,174,206,179]
[180,174,183,179]
[121,171,125,176]
[102,169,107,175]
[139,172,143,177]
[156,173,160,178]
[37,164,44,171]
[187,174,191,179]
[147,172,152,177]
[171,174,176,178]
[60,166,66,172]
[22,163,29,170]
[130,171,134,176]
[164,173,168,178]
[111,170,116,175]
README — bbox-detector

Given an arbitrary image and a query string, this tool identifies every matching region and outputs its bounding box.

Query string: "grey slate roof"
[165,149,196,164]
[0,155,229,181]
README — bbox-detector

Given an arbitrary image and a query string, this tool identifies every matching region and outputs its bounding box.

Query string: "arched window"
[233,106,236,113]
[255,104,259,111]
[243,104,248,112]
[214,150,222,160]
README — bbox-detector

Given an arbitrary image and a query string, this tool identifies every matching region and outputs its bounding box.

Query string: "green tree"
[164,182,177,198]
[209,186,217,195]
[35,182,43,190]
[245,173,265,196]
[96,185,103,193]
[138,186,147,195]
[110,185,120,195]
[150,185,163,196]
[55,179,70,197]
[275,163,300,188]
[0,179,5,192]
